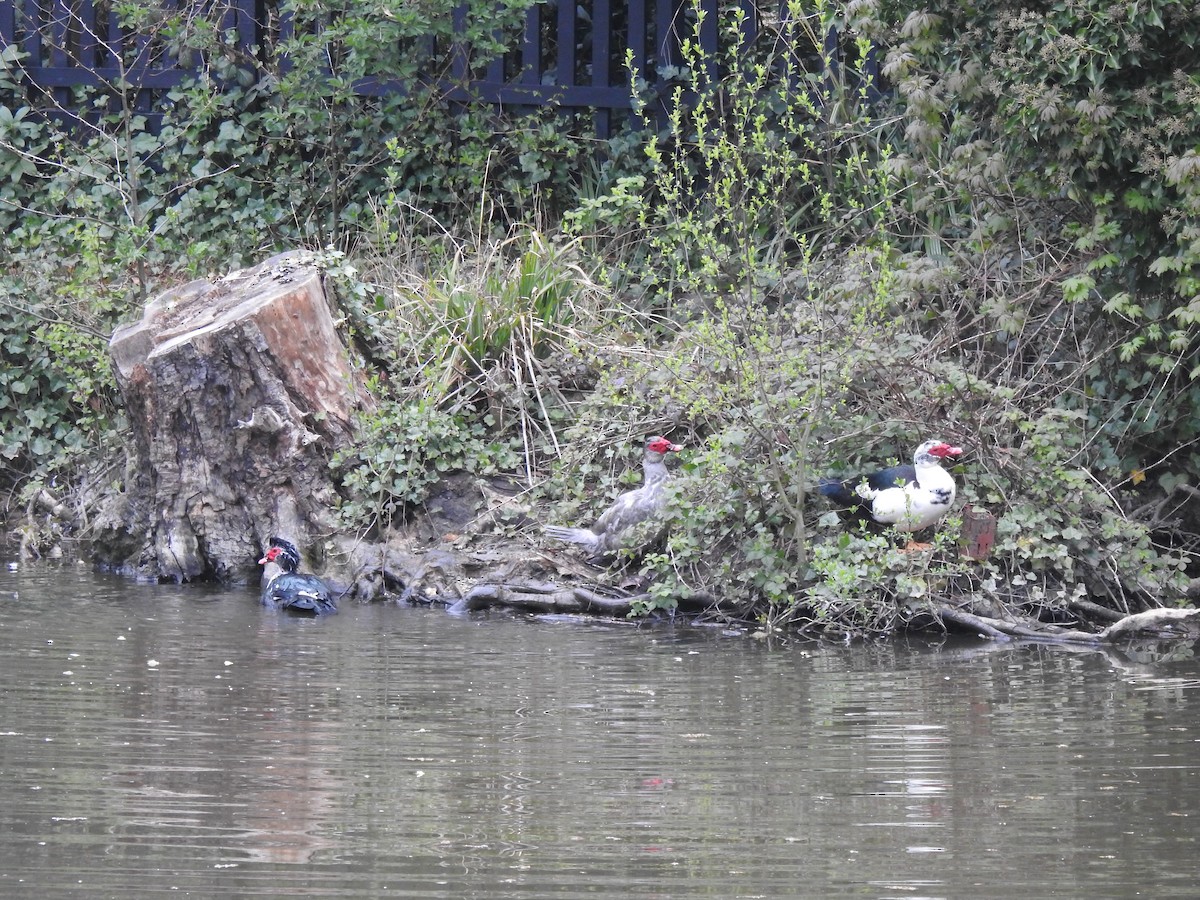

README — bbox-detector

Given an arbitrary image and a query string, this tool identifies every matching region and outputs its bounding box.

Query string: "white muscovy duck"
[258,536,337,615]
[544,436,682,562]
[819,439,963,535]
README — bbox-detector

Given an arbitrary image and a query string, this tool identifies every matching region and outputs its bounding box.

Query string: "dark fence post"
[47,0,67,69]
[276,1,293,74]
[698,0,717,79]
[101,0,119,69]
[450,3,468,85]
[556,0,575,92]
[76,0,97,69]
[519,2,538,86]
[0,1,13,59]
[862,40,882,103]
[592,0,611,138]
[19,0,43,67]
[235,0,257,54]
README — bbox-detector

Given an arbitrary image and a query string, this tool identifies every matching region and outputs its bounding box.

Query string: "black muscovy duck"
[819,439,963,539]
[258,536,337,615]
[544,435,682,562]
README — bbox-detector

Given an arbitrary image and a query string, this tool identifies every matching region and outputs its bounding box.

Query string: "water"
[1,561,1198,898]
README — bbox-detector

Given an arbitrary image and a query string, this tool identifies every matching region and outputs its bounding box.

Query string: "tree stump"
[959,504,997,561]
[102,251,368,582]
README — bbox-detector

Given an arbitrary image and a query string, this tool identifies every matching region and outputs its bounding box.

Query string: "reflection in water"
[1,562,1200,898]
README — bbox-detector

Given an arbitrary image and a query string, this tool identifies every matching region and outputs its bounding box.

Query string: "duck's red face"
[928,442,963,459]
[258,547,282,566]
[647,436,682,454]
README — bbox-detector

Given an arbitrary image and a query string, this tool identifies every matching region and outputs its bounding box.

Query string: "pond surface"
[1,561,1198,898]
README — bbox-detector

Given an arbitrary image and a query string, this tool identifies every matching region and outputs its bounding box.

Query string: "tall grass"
[352,198,626,484]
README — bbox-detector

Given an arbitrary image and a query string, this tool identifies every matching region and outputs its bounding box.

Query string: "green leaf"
[1061,274,1094,303]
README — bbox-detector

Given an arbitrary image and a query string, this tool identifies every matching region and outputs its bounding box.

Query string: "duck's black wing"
[864,463,917,491]
[817,477,862,508]
[819,463,916,502]
[263,573,337,615]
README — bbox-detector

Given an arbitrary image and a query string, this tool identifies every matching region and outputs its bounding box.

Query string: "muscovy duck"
[819,439,963,534]
[258,536,337,615]
[544,436,682,562]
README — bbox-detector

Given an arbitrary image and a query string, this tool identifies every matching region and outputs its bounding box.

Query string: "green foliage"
[0,274,119,487]
[804,525,965,635]
[0,0,596,271]
[332,394,516,534]
[537,0,924,628]
[555,217,1191,630]
[617,0,892,311]
[551,248,911,620]
[0,0,586,491]
[274,0,587,226]
[862,0,1200,481]
[398,232,586,397]
[354,222,619,476]
[969,409,1188,603]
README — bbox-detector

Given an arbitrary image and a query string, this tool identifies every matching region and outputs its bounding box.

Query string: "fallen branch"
[450,582,612,615]
[933,602,1200,644]
[1097,607,1200,642]
[932,605,1012,640]
[33,489,72,522]
[447,580,719,618]
[1067,596,1125,624]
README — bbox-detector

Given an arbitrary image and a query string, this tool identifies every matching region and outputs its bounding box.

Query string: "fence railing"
[0,1,878,136]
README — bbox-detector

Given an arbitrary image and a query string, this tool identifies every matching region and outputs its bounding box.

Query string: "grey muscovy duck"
[544,436,683,562]
[258,536,337,615]
[819,439,963,534]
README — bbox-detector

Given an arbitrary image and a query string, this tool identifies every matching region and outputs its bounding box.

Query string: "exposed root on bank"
[446,580,717,617]
[931,602,1200,644]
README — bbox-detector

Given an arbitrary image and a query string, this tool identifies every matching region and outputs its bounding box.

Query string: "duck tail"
[818,477,860,508]
[544,525,601,555]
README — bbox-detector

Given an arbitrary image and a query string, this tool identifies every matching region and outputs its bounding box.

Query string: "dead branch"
[933,601,1200,645]
[1097,608,1200,642]
[447,580,718,618]
[1067,596,1125,624]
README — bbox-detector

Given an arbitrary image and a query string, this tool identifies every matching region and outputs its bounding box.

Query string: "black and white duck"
[258,536,337,615]
[819,439,963,536]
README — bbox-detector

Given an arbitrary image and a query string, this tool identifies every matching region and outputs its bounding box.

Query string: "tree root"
[1067,596,1126,624]
[448,580,717,618]
[932,602,1200,644]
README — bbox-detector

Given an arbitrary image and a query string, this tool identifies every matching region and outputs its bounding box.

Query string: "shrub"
[614,0,892,313]
[332,393,517,535]
[858,0,1200,522]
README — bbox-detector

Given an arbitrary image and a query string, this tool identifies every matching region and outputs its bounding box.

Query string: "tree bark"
[101,251,368,582]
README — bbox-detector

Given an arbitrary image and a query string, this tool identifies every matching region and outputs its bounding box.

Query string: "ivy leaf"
[1061,274,1094,303]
